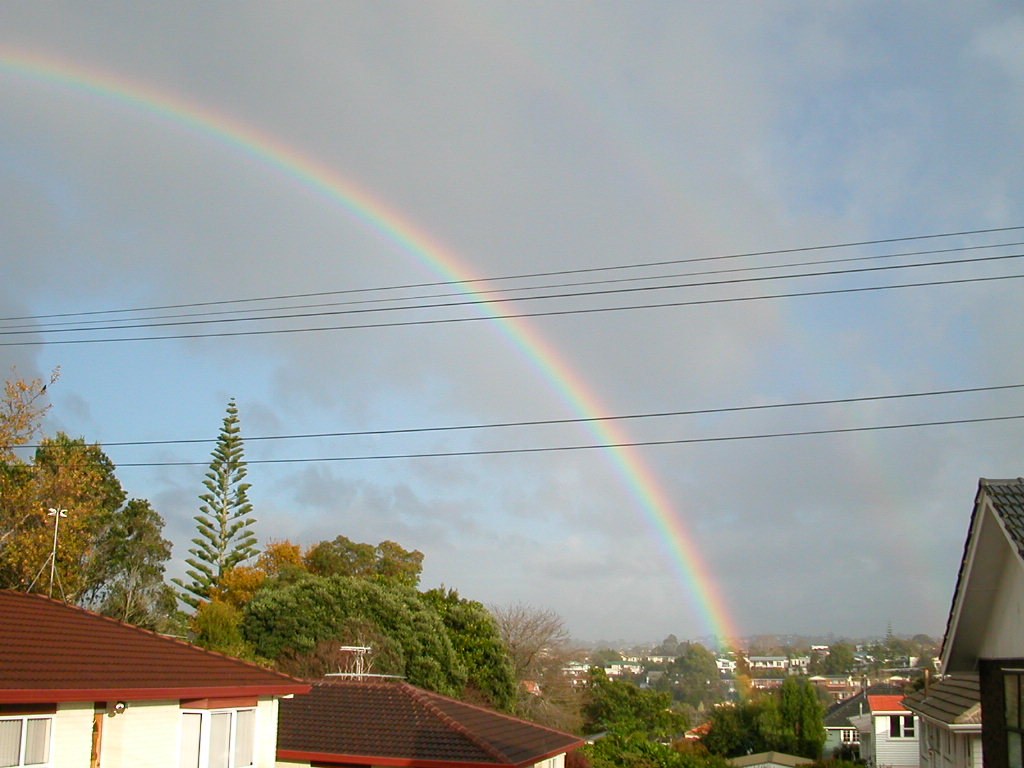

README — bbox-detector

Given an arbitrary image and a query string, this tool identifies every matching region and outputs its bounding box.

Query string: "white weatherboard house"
[902,675,982,768]
[849,694,919,768]
[0,590,308,768]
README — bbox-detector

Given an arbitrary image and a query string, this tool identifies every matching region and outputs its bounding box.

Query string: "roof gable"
[278,680,582,768]
[941,479,1024,672]
[0,590,308,703]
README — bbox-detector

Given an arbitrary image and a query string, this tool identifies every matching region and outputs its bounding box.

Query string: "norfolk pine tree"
[173,399,258,608]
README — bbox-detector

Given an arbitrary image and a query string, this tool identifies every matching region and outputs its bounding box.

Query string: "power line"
[16,250,1022,336]
[5,239,1021,332]
[18,382,1024,449]
[109,413,1024,466]
[2,223,1021,323]
[3,270,1021,347]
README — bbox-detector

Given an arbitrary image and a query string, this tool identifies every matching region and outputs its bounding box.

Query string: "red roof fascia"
[0,683,310,705]
[279,745,581,768]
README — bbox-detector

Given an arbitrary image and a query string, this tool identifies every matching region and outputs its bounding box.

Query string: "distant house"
[604,661,643,677]
[277,679,583,768]
[824,691,865,757]
[903,675,982,768]
[561,661,590,686]
[788,657,811,673]
[750,678,784,692]
[810,675,860,703]
[749,657,789,672]
[849,694,919,768]
[717,658,737,674]
[645,655,675,665]
[822,683,903,758]
[939,478,1024,768]
[0,589,308,768]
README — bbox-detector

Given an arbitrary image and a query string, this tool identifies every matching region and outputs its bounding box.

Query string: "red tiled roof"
[278,680,583,768]
[0,590,309,703]
[867,695,909,713]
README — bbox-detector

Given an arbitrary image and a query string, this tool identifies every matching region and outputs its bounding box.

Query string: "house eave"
[278,744,582,768]
[0,683,310,704]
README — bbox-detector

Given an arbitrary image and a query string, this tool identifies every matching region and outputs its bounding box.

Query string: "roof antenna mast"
[28,507,69,600]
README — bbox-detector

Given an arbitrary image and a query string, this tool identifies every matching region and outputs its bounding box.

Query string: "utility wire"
[3,271,1022,347]
[3,251,1022,338]
[18,383,1024,449]
[109,413,1024,466]
[4,239,1021,332]
[2,223,1021,323]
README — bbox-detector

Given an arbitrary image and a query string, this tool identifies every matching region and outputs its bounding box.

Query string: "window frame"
[888,714,915,739]
[178,708,256,768]
[0,715,53,768]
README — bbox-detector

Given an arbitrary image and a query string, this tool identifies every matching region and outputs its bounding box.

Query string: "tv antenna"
[28,507,68,599]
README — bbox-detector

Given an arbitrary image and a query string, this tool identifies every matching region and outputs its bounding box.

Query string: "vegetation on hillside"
[0,370,930,768]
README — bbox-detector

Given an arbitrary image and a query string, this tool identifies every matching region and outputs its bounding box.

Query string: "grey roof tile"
[903,675,980,725]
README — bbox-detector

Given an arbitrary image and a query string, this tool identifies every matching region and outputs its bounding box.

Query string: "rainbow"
[0,49,740,643]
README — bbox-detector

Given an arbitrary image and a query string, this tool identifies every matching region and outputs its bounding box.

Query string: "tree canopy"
[0,372,177,629]
[583,668,688,740]
[305,535,424,586]
[668,642,723,707]
[703,677,824,760]
[423,588,517,710]
[174,399,258,608]
[243,573,467,695]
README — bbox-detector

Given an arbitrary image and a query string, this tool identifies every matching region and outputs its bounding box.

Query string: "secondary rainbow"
[0,49,740,643]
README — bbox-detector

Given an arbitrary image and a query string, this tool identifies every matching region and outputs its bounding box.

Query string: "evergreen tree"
[173,399,258,608]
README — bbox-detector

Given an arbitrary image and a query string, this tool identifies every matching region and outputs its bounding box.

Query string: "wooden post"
[90,707,104,768]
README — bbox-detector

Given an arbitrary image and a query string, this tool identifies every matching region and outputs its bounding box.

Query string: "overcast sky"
[1,3,1022,644]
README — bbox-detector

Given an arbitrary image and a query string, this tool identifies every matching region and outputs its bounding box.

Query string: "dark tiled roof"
[278,680,583,767]
[903,675,981,725]
[941,478,1024,666]
[984,478,1024,556]
[0,590,308,702]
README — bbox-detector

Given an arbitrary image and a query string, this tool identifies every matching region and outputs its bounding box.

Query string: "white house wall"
[100,699,181,768]
[871,716,919,768]
[533,754,566,768]
[977,536,1024,660]
[52,702,94,768]
[254,698,280,768]
[101,696,279,768]
[918,722,982,768]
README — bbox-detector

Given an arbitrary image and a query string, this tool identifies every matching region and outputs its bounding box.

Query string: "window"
[889,715,915,738]
[0,717,51,767]
[179,710,255,768]
[841,728,859,744]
